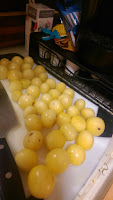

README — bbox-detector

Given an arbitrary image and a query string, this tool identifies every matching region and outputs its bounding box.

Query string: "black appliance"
[77,0,113,74]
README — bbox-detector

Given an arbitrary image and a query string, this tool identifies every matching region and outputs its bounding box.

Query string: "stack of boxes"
[25,0,55,51]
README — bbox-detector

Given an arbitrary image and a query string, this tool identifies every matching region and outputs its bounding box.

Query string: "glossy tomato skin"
[11,56,23,66]
[15,148,38,172]
[45,130,65,150]
[28,165,55,199]
[23,130,43,151]
[41,109,56,128]
[67,144,86,165]
[46,148,70,174]
[23,56,34,66]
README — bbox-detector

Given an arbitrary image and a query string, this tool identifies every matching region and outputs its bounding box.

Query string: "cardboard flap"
[29,0,35,5]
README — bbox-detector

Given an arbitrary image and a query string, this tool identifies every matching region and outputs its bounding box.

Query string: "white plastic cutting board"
[1,72,110,200]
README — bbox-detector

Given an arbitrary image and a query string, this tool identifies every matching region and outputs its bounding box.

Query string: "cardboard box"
[25,2,54,51]
[25,15,32,51]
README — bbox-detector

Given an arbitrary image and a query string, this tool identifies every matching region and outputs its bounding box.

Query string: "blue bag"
[57,0,82,35]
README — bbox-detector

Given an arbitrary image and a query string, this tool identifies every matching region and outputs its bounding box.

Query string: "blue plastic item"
[57,0,82,34]
[41,28,61,41]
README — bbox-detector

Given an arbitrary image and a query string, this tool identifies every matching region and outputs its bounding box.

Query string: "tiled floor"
[0,45,28,57]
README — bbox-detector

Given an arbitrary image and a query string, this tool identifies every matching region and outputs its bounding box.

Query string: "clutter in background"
[57,0,82,35]
[56,0,82,49]
[53,23,75,52]
[25,0,54,51]
[52,23,67,36]
[40,0,82,52]
[25,0,82,52]
[41,28,61,41]
[41,23,76,52]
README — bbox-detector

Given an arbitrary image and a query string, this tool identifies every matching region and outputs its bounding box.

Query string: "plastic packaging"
[57,0,82,35]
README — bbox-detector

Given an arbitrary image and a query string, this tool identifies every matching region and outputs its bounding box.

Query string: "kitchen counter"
[103,184,113,200]
[0,45,28,57]
[0,45,113,200]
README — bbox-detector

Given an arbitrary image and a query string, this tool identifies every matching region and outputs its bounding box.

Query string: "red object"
[34,22,38,31]
[46,20,50,28]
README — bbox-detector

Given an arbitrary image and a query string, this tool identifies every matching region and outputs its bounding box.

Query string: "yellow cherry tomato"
[31,77,42,87]
[21,62,32,71]
[28,165,55,199]
[9,80,22,92]
[58,94,72,109]
[23,106,37,118]
[86,117,105,136]
[38,72,48,82]
[46,148,70,174]
[24,114,42,131]
[67,144,86,165]
[56,112,71,127]
[49,99,64,115]
[23,56,34,66]
[56,82,66,93]
[0,65,8,79]
[74,99,85,111]
[26,85,40,99]
[46,78,56,89]
[71,116,86,132]
[76,130,94,150]
[81,107,95,120]
[34,100,48,115]
[11,56,23,66]
[18,94,35,110]
[40,82,50,94]
[20,79,31,89]
[33,65,46,77]
[15,148,38,172]
[8,69,22,81]
[23,130,43,151]
[63,88,75,99]
[66,105,80,118]
[22,69,34,80]
[41,109,56,128]
[0,58,9,67]
[49,89,60,99]
[60,122,77,141]
[12,90,22,102]
[41,93,53,104]
[45,129,65,150]
[8,62,20,71]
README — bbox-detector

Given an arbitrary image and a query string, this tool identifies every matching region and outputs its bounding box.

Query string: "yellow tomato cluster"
[0,55,105,199]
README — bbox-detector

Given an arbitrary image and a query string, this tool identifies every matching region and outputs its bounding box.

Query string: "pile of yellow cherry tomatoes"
[0,56,105,199]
